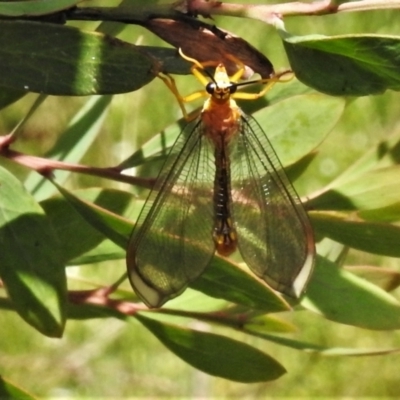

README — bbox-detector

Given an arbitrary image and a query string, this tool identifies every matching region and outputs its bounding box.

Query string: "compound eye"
[229,83,237,94]
[206,82,216,94]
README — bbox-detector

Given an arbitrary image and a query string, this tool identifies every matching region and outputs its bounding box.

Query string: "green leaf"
[0,376,37,400]
[347,266,400,292]
[308,166,400,217]
[0,0,79,16]
[325,127,400,189]
[139,288,229,313]
[52,182,133,249]
[0,166,66,337]
[24,95,112,201]
[285,151,317,183]
[0,20,157,95]
[302,256,400,330]
[69,239,125,265]
[305,127,400,216]
[282,33,400,96]
[67,301,124,321]
[191,257,290,313]
[135,313,286,382]
[359,202,400,223]
[244,314,298,333]
[312,347,400,356]
[42,193,102,263]
[118,120,183,170]
[245,329,400,356]
[311,211,400,257]
[41,188,142,264]
[252,93,345,167]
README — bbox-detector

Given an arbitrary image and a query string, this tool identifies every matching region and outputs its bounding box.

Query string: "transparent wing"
[230,114,315,298]
[127,119,216,307]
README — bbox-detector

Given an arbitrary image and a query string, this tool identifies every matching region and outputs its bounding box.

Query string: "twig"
[4,0,399,27]
[187,0,400,22]
[0,141,155,189]
[68,288,147,315]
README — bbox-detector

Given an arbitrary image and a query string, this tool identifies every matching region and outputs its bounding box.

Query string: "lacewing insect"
[126,51,315,308]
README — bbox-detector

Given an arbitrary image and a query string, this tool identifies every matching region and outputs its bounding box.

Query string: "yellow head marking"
[207,64,235,102]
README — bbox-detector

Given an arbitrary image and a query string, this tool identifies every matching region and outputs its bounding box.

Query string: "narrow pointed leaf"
[52,182,133,249]
[191,257,290,313]
[359,203,400,223]
[69,240,125,265]
[323,128,400,190]
[0,20,157,95]
[252,93,344,167]
[346,266,400,292]
[0,0,79,16]
[244,314,298,333]
[302,256,400,330]
[41,188,142,264]
[283,33,400,95]
[0,376,37,400]
[135,314,286,382]
[0,167,66,336]
[25,95,112,201]
[311,211,400,257]
[246,329,400,356]
[314,347,400,356]
[308,166,400,214]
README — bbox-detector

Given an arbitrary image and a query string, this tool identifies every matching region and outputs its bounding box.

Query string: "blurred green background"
[1,0,400,398]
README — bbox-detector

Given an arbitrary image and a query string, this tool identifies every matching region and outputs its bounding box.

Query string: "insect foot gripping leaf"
[126,50,315,308]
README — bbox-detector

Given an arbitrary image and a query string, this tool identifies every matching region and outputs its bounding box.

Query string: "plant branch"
[187,0,400,22]
[1,0,399,30]
[57,0,400,24]
[68,288,147,315]
[68,288,254,330]
[0,136,155,189]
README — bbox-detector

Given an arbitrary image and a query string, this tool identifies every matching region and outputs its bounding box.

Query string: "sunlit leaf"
[314,347,400,356]
[252,93,345,167]
[359,203,400,223]
[302,256,400,330]
[0,166,66,337]
[323,127,400,189]
[245,329,400,356]
[52,182,133,249]
[346,266,400,292]
[41,188,142,264]
[191,257,290,313]
[311,211,400,257]
[0,20,157,95]
[244,314,298,333]
[0,0,79,16]
[308,166,400,215]
[0,376,37,400]
[69,239,125,265]
[24,95,112,201]
[282,33,400,95]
